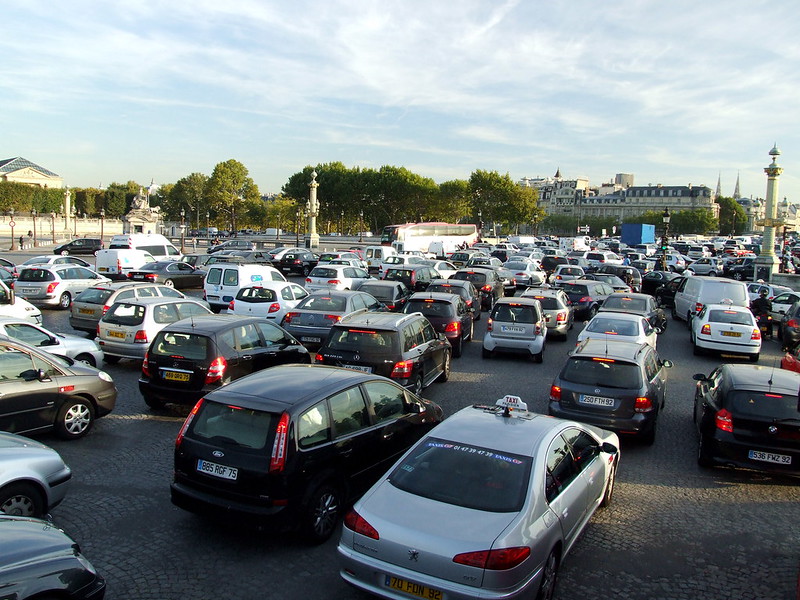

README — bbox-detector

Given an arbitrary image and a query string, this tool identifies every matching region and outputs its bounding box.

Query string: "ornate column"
[306,171,320,249]
[755,145,783,281]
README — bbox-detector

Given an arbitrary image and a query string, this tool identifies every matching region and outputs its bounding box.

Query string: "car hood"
[55,333,100,352]
[0,516,75,563]
[0,431,53,452]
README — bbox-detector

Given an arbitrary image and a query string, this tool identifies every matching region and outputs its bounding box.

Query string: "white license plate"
[22,288,38,294]
[580,394,615,407]
[342,364,372,373]
[748,450,791,465]
[197,459,238,480]
[500,325,525,333]
[301,336,321,343]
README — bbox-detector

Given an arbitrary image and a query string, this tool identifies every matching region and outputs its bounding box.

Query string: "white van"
[203,264,287,312]
[96,249,156,280]
[672,276,749,323]
[363,246,397,272]
[0,280,42,324]
[108,234,181,261]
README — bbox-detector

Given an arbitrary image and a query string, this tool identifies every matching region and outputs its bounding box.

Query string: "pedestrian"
[191,237,197,251]
[18,235,23,248]
[27,230,32,239]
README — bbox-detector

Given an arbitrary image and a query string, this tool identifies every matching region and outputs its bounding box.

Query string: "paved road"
[8,249,800,600]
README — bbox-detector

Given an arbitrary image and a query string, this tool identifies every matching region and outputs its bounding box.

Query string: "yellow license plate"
[721,331,742,337]
[108,330,125,339]
[164,371,190,382]
[385,576,442,600]
[79,308,94,315]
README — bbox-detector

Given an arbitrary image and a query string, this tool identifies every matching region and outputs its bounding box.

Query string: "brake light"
[556,312,567,322]
[46,282,58,294]
[695,302,704,314]
[751,328,761,340]
[228,300,235,311]
[715,408,733,432]
[343,509,379,540]
[269,412,291,473]
[444,321,460,333]
[453,547,531,570]
[116,259,121,274]
[787,319,799,328]
[324,314,342,323]
[327,279,341,285]
[268,303,281,313]
[578,296,592,303]
[390,360,413,378]
[305,278,312,284]
[142,350,151,377]
[700,324,711,335]
[205,356,227,384]
[481,284,492,292]
[134,330,148,344]
[283,312,299,324]
[634,397,653,412]
[486,318,493,332]
[550,384,561,402]
[102,304,110,315]
[315,353,324,362]
[96,323,100,336]
[176,398,203,447]
[8,281,12,290]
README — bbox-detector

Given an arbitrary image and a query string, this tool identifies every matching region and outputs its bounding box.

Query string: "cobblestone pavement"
[25,277,800,600]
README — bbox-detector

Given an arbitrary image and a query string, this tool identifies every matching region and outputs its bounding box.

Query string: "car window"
[363,380,407,423]
[561,357,642,388]
[190,401,275,450]
[0,346,41,381]
[420,319,437,343]
[297,402,332,449]
[562,428,600,472]
[234,324,263,351]
[152,303,180,324]
[76,288,113,305]
[403,321,422,352]
[4,323,51,347]
[151,332,209,361]
[545,435,580,503]
[255,321,287,345]
[329,386,369,437]
[115,289,136,301]
[644,352,659,380]
[708,309,752,325]
[104,303,145,326]
[137,286,158,298]
[222,269,239,286]
[159,287,183,298]
[176,302,209,319]
[206,268,222,285]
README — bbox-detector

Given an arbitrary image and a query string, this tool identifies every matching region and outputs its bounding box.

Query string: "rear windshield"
[586,317,639,336]
[358,285,393,301]
[603,297,647,312]
[405,300,454,317]
[708,309,752,325]
[704,283,748,304]
[151,331,210,361]
[504,262,529,270]
[728,390,800,420]
[388,437,532,513]
[75,288,113,305]
[326,328,397,353]
[18,269,55,282]
[104,303,145,326]
[190,400,277,451]
[560,267,583,276]
[564,284,588,296]
[527,296,560,310]
[310,268,337,278]
[561,357,642,389]
[236,287,277,302]
[453,272,487,284]
[492,304,537,323]
[298,295,346,312]
[427,284,465,297]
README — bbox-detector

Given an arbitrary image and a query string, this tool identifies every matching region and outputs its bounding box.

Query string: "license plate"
[580,394,615,407]
[342,364,372,373]
[301,336,321,343]
[98,267,108,272]
[197,459,238,480]
[79,308,94,315]
[500,325,525,333]
[164,371,190,382]
[22,288,37,294]
[721,331,742,337]
[385,576,442,600]
[132,275,144,279]
[107,330,125,339]
[748,450,791,465]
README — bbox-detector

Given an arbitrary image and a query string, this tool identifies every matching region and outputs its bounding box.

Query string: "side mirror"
[692,373,707,381]
[38,368,51,382]
[662,359,674,368]
[601,442,618,455]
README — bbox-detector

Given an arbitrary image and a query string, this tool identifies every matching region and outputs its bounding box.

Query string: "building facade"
[580,183,719,221]
[0,157,63,188]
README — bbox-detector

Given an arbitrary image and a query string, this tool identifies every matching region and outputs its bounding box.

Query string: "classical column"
[306,171,320,249]
[754,145,783,282]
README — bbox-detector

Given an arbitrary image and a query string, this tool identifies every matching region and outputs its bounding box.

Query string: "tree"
[167,173,208,225]
[433,180,472,224]
[469,170,519,235]
[104,183,128,217]
[716,196,747,236]
[205,160,260,234]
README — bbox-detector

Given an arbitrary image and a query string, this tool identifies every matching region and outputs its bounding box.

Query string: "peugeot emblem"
[354,354,360,361]
[768,425,778,435]
[212,450,225,458]
[408,549,419,561]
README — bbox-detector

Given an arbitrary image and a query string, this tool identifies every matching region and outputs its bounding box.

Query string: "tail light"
[269,412,291,473]
[305,278,313,283]
[390,360,413,378]
[134,330,148,344]
[142,350,151,377]
[8,281,13,290]
[481,284,492,292]
[486,318,493,332]
[453,547,531,570]
[203,289,207,300]
[634,396,653,412]
[283,312,299,324]
[695,302,704,314]
[315,353,324,362]
[96,323,100,336]
[787,319,799,328]
[324,314,342,323]
[102,304,110,315]
[344,509,379,540]
[46,282,58,294]
[268,303,281,313]
[444,321,460,333]
[116,259,121,273]
[327,279,341,285]
[556,312,567,322]
[549,384,561,402]
[751,329,761,340]
[176,398,203,448]
[228,300,235,311]
[715,408,733,432]
[385,303,396,310]
[205,356,227,384]
[700,324,711,335]
[578,296,592,303]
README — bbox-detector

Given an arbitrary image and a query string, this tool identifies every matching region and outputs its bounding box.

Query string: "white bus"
[380,222,479,257]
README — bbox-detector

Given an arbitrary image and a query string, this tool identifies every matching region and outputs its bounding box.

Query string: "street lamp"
[205,211,210,241]
[71,205,77,236]
[340,210,344,237]
[31,208,37,247]
[358,210,364,243]
[477,209,483,240]
[8,208,16,251]
[100,208,105,245]
[51,211,56,243]
[661,207,671,271]
[180,208,186,253]
[295,207,302,246]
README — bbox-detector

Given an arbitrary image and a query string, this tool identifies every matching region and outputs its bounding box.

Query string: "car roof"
[493,296,541,307]
[589,311,643,322]
[721,364,800,394]
[429,278,470,287]
[407,292,458,304]
[605,292,651,301]
[337,311,419,330]
[573,338,650,361]
[158,314,269,333]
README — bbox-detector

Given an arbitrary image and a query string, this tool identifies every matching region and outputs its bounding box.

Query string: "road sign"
[577,225,590,233]
[8,220,15,227]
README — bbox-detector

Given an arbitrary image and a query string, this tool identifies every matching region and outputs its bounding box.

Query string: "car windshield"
[237,287,277,302]
[453,272,487,284]
[729,390,800,421]
[104,303,145,326]
[309,268,337,278]
[298,295,346,312]
[561,357,642,389]
[388,437,532,513]
[405,300,453,317]
[586,318,639,336]
[18,268,55,282]
[603,297,647,312]
[75,288,114,305]
[151,332,210,361]
[190,400,277,451]
[708,309,751,325]
[325,327,396,353]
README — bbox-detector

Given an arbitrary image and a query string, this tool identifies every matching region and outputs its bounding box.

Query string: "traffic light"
[479,220,484,230]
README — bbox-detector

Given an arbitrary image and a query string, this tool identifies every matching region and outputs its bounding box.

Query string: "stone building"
[0,157,63,188]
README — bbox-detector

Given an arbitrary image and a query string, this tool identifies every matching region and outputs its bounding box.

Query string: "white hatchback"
[305,264,372,291]
[228,282,309,322]
[577,312,657,349]
[690,303,760,361]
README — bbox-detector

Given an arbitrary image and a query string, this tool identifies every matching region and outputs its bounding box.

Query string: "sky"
[3,1,800,204]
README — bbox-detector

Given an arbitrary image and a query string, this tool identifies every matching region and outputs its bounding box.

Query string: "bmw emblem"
[212,450,225,458]
[408,549,419,561]
[768,425,778,435]
[354,354,360,361]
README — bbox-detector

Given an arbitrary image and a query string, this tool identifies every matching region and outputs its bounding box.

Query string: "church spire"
[554,167,562,180]
[733,172,741,199]
[715,172,722,198]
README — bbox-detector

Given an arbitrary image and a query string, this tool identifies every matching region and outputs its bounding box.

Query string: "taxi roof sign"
[496,395,528,412]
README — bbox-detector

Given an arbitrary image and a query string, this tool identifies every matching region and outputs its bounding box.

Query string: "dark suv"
[170,364,443,542]
[426,278,481,321]
[54,238,103,256]
[595,264,643,292]
[549,338,673,444]
[402,292,473,357]
[139,315,310,409]
[315,312,452,395]
[450,269,504,311]
[383,265,440,292]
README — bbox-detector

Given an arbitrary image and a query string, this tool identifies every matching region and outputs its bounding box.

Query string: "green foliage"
[716,196,747,235]
[206,160,260,233]
[166,173,208,223]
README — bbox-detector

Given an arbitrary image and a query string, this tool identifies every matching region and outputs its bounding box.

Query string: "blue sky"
[3,1,800,203]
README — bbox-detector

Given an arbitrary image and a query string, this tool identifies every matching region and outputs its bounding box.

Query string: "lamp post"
[72,206,77,236]
[295,207,301,246]
[180,208,186,253]
[477,209,483,240]
[8,208,16,251]
[31,209,37,247]
[358,210,364,243]
[340,210,344,237]
[661,207,671,271]
[100,208,105,245]
[51,211,56,243]
[306,171,320,249]
[205,212,210,241]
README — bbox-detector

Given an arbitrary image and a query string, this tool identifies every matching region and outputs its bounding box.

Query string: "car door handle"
[241,355,253,360]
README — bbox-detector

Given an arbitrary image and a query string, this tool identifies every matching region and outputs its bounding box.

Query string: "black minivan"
[171,364,443,542]
[139,315,310,409]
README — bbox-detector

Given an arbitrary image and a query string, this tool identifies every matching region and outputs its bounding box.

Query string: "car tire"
[409,373,423,396]
[93,250,99,256]
[60,250,70,256]
[75,353,96,368]
[749,352,760,363]
[532,344,544,363]
[302,483,342,544]
[656,321,667,334]
[707,271,716,277]
[0,482,45,517]
[55,397,94,440]
[466,321,474,342]
[587,306,597,320]
[600,463,616,508]
[733,272,744,281]
[482,346,493,359]
[536,549,560,600]
[438,351,451,382]
[671,305,679,320]
[143,394,166,410]
[452,338,462,358]
[163,279,175,288]
[640,423,656,446]
[104,355,121,364]
[58,292,71,310]
[697,434,714,467]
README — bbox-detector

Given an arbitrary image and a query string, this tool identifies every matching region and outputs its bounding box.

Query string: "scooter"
[756,312,773,339]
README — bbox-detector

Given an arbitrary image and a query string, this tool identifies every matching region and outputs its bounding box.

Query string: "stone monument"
[123,186,162,234]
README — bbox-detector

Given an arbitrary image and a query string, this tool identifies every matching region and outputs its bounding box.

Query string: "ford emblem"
[212,450,225,458]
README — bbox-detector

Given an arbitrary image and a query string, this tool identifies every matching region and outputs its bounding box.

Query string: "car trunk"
[728,390,800,453]
[148,331,214,392]
[559,357,643,419]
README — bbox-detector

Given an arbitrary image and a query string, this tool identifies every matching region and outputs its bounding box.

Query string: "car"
[464,256,503,269]
[204,264,287,313]
[207,239,255,254]
[425,278,481,321]
[690,302,761,362]
[577,311,657,349]
[170,364,443,542]
[97,297,212,362]
[778,300,800,351]
[126,261,206,289]
[276,250,318,276]
[662,253,688,273]
[53,237,103,256]
[0,515,106,597]
[641,270,680,296]
[585,250,623,268]
[560,279,614,320]
[693,364,800,475]
[548,264,585,285]
[337,394,619,600]
[315,311,452,396]
[450,269,504,311]
[723,256,757,280]
[599,292,667,334]
[549,338,672,444]
[448,249,486,268]
[402,292,473,358]
[281,290,384,350]
[746,282,792,304]
[18,255,95,272]
[687,245,712,259]
[594,264,643,292]
[780,344,800,373]
[0,281,41,325]
[687,257,724,276]
[139,315,311,409]
[0,338,117,440]
[504,260,546,287]
[305,264,372,292]
[354,280,412,312]
[180,253,218,271]
[482,297,547,362]
[319,251,368,270]
[420,259,458,279]
[652,274,686,308]
[16,265,109,310]
[69,281,190,334]
[584,273,632,293]
[0,432,72,517]
[228,281,309,322]
[383,264,440,293]
[520,286,574,339]
[0,317,104,367]
[673,276,750,323]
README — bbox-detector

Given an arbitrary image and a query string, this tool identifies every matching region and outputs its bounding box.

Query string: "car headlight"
[98,371,113,383]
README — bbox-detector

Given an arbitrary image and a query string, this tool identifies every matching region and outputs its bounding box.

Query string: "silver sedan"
[338,395,619,600]
[0,317,104,367]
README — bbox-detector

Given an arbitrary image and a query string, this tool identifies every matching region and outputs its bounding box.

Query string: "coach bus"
[380,222,479,256]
